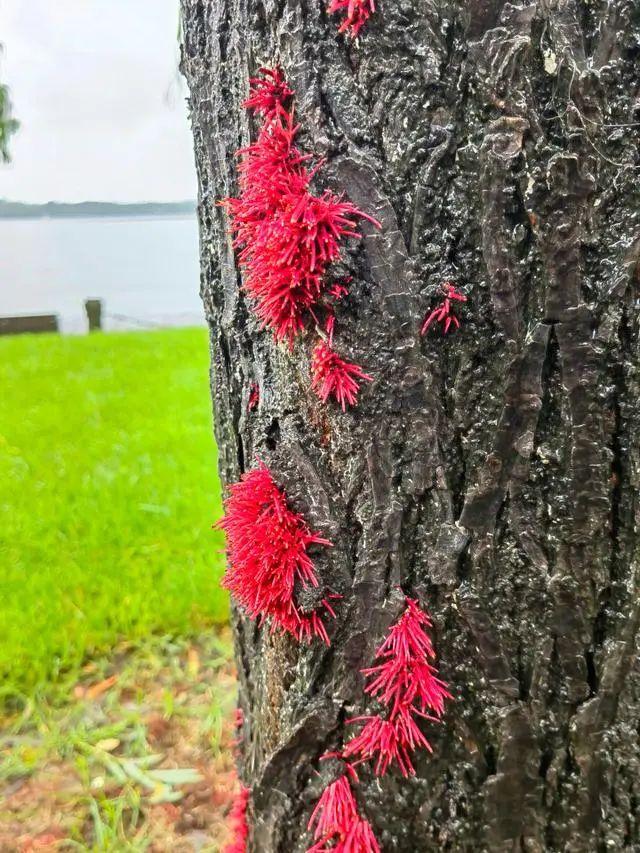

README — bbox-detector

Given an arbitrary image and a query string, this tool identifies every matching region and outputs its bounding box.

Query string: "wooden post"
[0,314,59,335]
[84,299,102,332]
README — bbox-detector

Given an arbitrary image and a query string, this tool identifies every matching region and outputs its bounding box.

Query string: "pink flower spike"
[420,282,467,336]
[223,786,250,853]
[342,711,436,777]
[342,597,451,775]
[363,597,452,717]
[447,284,467,302]
[325,314,336,346]
[218,463,336,644]
[329,278,351,300]
[341,817,381,853]
[374,597,436,661]
[311,341,373,411]
[248,382,260,412]
[243,67,293,119]
[223,68,381,348]
[328,0,376,38]
[362,657,451,719]
[308,776,357,841]
[307,775,380,853]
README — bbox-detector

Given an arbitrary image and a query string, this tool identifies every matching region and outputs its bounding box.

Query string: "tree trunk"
[180,1,640,849]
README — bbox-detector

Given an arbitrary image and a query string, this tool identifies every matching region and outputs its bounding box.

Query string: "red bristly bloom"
[307,775,380,853]
[223,69,380,347]
[362,597,452,718]
[328,0,376,38]
[311,341,372,411]
[325,314,336,346]
[421,282,467,335]
[328,278,351,301]
[224,786,250,853]
[218,464,336,644]
[231,707,244,750]
[342,709,437,777]
[343,597,452,775]
[243,66,293,119]
[308,776,357,841]
[248,382,260,412]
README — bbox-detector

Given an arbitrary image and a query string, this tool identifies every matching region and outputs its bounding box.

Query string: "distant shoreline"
[0,200,196,220]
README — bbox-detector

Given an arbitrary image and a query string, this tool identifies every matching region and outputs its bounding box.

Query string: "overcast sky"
[0,0,197,203]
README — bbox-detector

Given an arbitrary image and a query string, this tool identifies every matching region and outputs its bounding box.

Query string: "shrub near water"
[0,328,228,703]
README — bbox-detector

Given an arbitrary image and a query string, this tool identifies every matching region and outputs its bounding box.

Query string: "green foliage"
[0,48,19,162]
[0,328,228,704]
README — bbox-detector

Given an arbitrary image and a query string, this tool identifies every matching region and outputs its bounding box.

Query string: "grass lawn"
[0,328,228,705]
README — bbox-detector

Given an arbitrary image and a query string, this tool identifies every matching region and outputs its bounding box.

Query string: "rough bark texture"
[180,1,640,850]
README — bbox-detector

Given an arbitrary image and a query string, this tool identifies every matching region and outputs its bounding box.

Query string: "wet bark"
[180,1,640,850]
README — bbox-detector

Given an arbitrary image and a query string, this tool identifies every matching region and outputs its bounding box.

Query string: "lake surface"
[0,215,204,333]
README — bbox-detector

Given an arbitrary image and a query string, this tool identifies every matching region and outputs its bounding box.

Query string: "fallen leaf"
[149,767,203,785]
[187,647,200,678]
[86,675,117,700]
[94,737,120,752]
[146,713,172,743]
[159,802,181,823]
[19,829,65,851]
[149,786,184,804]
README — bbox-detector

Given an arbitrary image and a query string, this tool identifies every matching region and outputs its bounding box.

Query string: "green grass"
[0,328,228,705]
[0,632,237,849]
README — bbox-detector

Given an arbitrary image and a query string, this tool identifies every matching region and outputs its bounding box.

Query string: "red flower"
[343,597,451,775]
[248,382,260,412]
[363,657,450,719]
[218,464,335,644]
[308,776,357,841]
[223,69,380,347]
[243,67,293,119]
[224,786,250,853]
[328,0,376,38]
[231,707,245,751]
[342,709,437,777]
[420,283,467,335]
[362,597,452,717]
[307,775,380,853]
[245,188,376,346]
[311,341,372,411]
[328,278,351,301]
[325,314,336,346]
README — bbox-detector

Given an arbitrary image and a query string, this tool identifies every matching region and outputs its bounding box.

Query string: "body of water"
[0,215,204,333]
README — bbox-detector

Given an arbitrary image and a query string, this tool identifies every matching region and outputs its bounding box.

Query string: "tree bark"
[180,1,640,850]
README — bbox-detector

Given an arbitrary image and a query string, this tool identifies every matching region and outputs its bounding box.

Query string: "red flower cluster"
[328,278,351,300]
[218,464,336,644]
[242,67,293,119]
[342,712,434,778]
[311,341,372,411]
[307,775,380,853]
[420,283,467,335]
[223,785,250,853]
[343,598,451,776]
[363,598,450,717]
[224,69,379,348]
[248,382,260,412]
[328,0,376,38]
